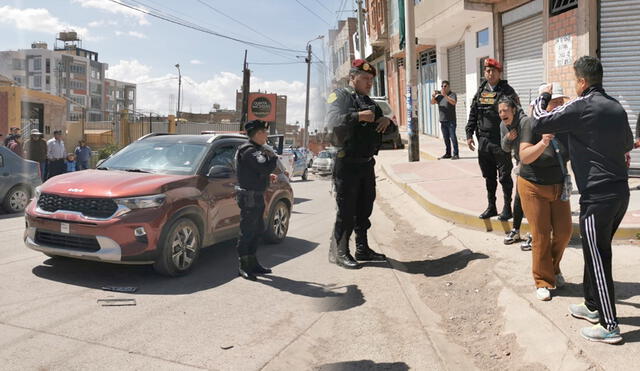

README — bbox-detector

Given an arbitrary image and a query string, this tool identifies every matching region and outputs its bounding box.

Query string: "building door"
[600,0,640,171]
[502,2,544,107]
[418,49,437,136]
[447,43,466,141]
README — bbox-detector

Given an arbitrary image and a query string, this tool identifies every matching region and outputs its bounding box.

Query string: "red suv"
[23,133,293,276]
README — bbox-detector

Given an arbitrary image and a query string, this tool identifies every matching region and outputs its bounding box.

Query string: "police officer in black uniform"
[326,59,393,269]
[235,120,279,280]
[466,58,520,220]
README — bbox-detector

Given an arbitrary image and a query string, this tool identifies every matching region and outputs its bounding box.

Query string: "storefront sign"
[555,35,573,67]
[248,93,277,122]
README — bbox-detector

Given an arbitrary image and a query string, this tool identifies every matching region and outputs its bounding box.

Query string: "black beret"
[244,120,269,132]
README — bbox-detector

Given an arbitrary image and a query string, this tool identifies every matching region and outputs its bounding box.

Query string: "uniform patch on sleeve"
[253,151,267,163]
[327,92,337,104]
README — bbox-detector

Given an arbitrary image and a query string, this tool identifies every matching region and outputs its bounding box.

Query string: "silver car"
[311,150,335,175]
[0,146,41,213]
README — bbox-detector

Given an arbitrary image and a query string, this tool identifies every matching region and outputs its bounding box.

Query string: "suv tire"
[3,185,30,213]
[264,200,290,244]
[153,218,201,276]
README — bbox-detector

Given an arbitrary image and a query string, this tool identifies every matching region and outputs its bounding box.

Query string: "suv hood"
[40,170,193,198]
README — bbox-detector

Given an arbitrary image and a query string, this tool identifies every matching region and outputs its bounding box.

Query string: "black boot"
[479,204,498,219]
[238,256,257,281]
[335,235,360,269]
[498,202,513,221]
[251,255,272,274]
[354,234,386,261]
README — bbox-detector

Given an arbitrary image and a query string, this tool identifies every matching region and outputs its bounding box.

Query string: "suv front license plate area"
[60,222,70,234]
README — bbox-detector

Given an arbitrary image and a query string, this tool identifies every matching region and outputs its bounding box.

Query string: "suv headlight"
[33,186,41,202]
[114,194,166,216]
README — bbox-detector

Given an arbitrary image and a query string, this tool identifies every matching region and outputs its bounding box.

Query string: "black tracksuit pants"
[579,196,629,331]
[478,141,513,204]
[332,158,376,245]
[236,192,265,257]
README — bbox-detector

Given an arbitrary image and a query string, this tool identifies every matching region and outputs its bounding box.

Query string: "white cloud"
[106,59,322,125]
[114,30,147,39]
[127,31,146,39]
[71,0,149,25]
[190,59,203,65]
[88,19,118,27]
[0,6,94,40]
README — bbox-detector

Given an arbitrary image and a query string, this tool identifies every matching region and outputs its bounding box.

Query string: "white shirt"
[47,138,66,160]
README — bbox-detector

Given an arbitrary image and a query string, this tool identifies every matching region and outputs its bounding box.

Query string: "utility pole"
[356,0,366,59]
[240,50,250,130]
[175,64,182,119]
[405,0,419,162]
[304,43,312,148]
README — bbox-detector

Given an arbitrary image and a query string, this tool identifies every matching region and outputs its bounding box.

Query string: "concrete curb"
[380,161,638,241]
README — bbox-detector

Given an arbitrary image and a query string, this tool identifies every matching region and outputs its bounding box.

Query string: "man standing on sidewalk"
[46,130,66,179]
[431,81,459,160]
[532,56,633,344]
[25,129,47,180]
[466,58,519,220]
[326,59,391,269]
[74,140,92,170]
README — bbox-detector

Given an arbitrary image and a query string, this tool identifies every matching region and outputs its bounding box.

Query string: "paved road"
[0,175,444,371]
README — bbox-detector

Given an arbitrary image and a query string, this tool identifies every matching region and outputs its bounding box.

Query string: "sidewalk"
[380,133,640,240]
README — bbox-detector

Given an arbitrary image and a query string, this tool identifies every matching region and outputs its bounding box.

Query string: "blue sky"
[0,0,355,128]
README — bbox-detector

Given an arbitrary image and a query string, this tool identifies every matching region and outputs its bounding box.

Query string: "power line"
[312,0,333,14]
[196,0,292,50]
[107,0,305,53]
[295,0,331,25]
[135,77,178,85]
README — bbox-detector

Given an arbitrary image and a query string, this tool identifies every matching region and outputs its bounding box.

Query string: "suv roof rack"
[137,132,174,141]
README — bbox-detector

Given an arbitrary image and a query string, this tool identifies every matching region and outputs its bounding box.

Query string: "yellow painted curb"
[381,164,638,241]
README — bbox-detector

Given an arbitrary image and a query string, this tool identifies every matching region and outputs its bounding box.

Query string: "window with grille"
[550,0,577,16]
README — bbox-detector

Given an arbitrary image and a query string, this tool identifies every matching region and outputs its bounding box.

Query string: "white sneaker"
[536,287,551,301]
[555,274,566,288]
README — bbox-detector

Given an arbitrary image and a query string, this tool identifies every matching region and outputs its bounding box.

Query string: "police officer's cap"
[350,59,376,77]
[244,120,269,133]
[483,58,503,72]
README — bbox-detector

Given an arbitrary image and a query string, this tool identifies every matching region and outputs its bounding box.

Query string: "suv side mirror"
[207,165,233,178]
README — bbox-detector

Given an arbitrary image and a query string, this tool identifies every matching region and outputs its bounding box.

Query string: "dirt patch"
[375,196,548,371]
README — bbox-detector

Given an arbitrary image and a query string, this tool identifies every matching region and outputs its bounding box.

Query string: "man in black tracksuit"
[235,120,279,281]
[532,56,633,344]
[466,58,519,220]
[326,59,392,269]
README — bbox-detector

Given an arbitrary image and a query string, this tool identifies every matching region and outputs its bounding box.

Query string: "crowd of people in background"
[1,127,91,180]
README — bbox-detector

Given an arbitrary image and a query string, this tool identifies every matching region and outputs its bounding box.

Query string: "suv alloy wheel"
[264,200,290,244]
[153,217,201,276]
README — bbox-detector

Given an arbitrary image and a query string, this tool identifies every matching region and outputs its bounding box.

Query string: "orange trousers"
[518,177,572,288]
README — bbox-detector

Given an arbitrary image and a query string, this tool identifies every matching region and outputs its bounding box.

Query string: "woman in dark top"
[514,96,572,302]
[498,96,571,302]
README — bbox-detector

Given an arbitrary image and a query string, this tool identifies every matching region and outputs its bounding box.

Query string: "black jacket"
[326,86,383,158]
[235,140,278,192]
[466,79,520,145]
[532,85,634,203]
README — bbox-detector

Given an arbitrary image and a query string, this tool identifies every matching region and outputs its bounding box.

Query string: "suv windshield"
[318,151,332,159]
[100,140,208,175]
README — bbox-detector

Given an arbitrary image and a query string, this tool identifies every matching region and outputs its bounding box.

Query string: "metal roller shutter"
[600,0,640,171]
[447,43,466,141]
[503,13,544,106]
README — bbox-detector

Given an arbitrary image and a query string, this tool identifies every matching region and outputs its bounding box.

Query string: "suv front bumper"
[24,227,131,263]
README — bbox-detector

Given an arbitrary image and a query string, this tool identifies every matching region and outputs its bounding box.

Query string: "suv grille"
[38,193,118,219]
[35,230,100,252]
